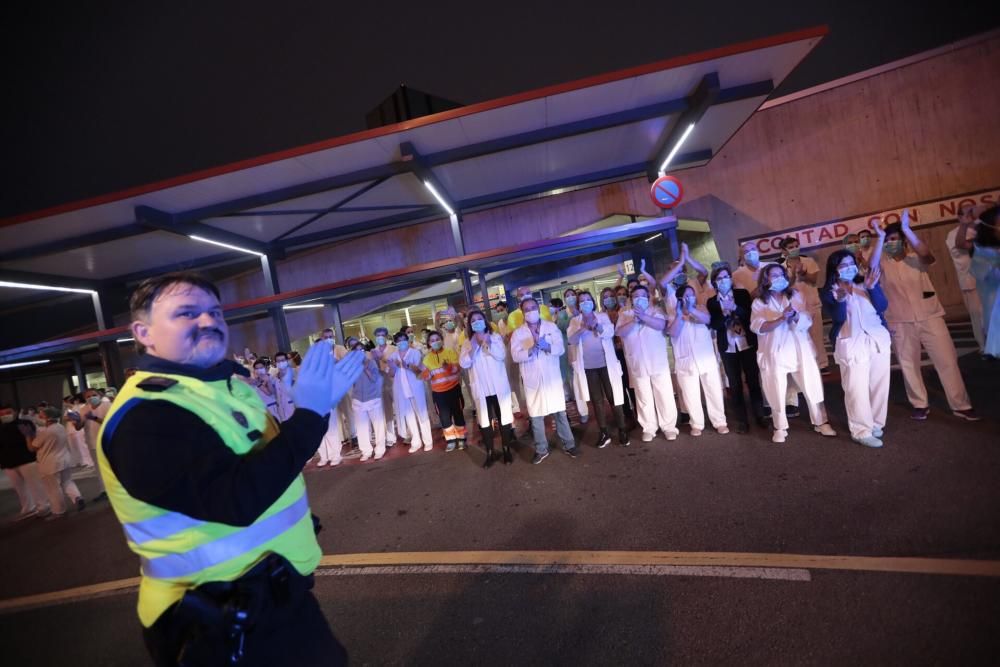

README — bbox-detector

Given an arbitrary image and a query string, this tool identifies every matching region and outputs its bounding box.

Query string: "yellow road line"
[318,550,1000,578]
[2,550,998,615]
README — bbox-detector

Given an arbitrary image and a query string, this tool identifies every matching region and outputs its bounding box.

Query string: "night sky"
[2,1,993,219]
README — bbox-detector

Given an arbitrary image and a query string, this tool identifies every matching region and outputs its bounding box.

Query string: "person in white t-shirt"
[945,204,985,352]
[879,210,979,422]
[779,237,828,372]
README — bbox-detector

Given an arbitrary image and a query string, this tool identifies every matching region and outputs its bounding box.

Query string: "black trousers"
[615,347,636,418]
[585,366,626,431]
[143,565,346,667]
[480,394,514,450]
[432,385,466,436]
[721,347,765,425]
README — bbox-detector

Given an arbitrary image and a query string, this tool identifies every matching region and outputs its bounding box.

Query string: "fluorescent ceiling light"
[658,122,696,174]
[644,233,663,242]
[0,280,96,295]
[468,270,478,275]
[116,337,135,343]
[0,359,50,370]
[283,304,324,310]
[189,235,265,257]
[423,181,455,216]
[450,278,458,283]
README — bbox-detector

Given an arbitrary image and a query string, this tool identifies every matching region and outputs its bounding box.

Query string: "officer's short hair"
[130,272,222,320]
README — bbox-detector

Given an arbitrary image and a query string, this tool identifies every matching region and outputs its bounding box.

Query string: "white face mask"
[524,310,540,324]
[276,361,289,370]
[0,414,14,424]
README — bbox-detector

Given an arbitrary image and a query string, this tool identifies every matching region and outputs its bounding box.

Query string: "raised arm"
[901,209,934,264]
[868,217,886,267]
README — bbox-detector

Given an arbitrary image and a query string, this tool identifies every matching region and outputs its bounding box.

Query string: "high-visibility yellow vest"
[422,348,461,392]
[97,369,321,628]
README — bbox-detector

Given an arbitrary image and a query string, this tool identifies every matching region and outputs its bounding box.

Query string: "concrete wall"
[218,33,1000,355]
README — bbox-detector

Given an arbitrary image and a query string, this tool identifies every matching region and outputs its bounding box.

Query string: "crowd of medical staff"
[2,204,996,512]
[228,204,996,466]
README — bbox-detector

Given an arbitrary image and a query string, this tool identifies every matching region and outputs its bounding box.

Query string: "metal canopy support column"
[459,270,475,310]
[330,303,345,345]
[98,341,125,389]
[479,274,493,321]
[72,356,88,392]
[261,255,291,353]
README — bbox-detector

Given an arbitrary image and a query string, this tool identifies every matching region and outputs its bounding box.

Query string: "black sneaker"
[532,452,549,465]
[74,497,86,512]
[618,430,630,447]
[595,430,611,449]
[785,405,800,419]
[564,447,579,459]
[735,422,749,434]
[678,412,691,426]
[93,491,108,502]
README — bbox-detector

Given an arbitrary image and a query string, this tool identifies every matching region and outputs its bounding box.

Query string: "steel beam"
[648,73,721,180]
[271,178,388,242]
[135,205,271,255]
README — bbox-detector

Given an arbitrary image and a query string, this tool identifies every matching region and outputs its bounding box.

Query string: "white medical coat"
[510,321,566,418]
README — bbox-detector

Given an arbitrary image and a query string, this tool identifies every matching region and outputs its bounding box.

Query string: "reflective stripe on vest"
[141,494,309,579]
[124,511,206,545]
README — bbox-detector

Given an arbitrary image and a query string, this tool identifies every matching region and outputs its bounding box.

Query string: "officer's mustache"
[193,328,224,342]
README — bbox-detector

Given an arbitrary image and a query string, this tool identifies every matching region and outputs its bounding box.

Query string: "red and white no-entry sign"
[650,175,684,209]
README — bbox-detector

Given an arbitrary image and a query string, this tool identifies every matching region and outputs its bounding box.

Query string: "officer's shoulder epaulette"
[136,376,179,392]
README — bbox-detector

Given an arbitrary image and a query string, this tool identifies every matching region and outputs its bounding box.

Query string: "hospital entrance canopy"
[0,26,826,363]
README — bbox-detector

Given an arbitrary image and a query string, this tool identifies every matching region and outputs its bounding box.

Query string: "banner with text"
[739,188,1000,257]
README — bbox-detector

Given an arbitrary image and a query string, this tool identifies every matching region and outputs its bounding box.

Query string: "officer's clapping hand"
[293,343,365,416]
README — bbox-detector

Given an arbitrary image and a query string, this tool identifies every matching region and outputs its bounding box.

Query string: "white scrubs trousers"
[632,372,679,437]
[839,336,891,439]
[676,369,727,431]
[761,366,827,432]
[352,398,387,458]
[4,462,48,514]
[891,317,972,411]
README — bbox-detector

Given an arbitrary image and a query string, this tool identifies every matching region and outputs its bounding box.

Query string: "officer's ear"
[132,320,153,349]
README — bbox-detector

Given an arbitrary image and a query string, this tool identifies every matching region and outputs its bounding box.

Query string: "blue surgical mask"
[430,340,443,351]
[859,237,871,248]
[744,250,760,266]
[838,265,859,282]
[846,243,860,255]
[397,340,410,351]
[633,296,649,310]
[786,248,800,258]
[471,320,487,333]
[602,297,616,310]
[885,240,903,256]
[443,321,456,331]
[672,274,688,287]
[565,295,577,306]
[375,335,386,346]
[770,277,789,292]
[616,296,628,307]
[89,396,101,406]
[716,278,732,293]
[580,301,595,314]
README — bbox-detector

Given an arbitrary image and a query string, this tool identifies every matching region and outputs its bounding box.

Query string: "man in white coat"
[880,211,979,421]
[946,204,985,353]
[615,285,679,441]
[510,298,579,464]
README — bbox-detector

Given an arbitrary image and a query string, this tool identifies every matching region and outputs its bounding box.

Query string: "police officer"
[97,272,363,666]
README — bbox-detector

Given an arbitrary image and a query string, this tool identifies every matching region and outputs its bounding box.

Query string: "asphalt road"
[1,353,997,665]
